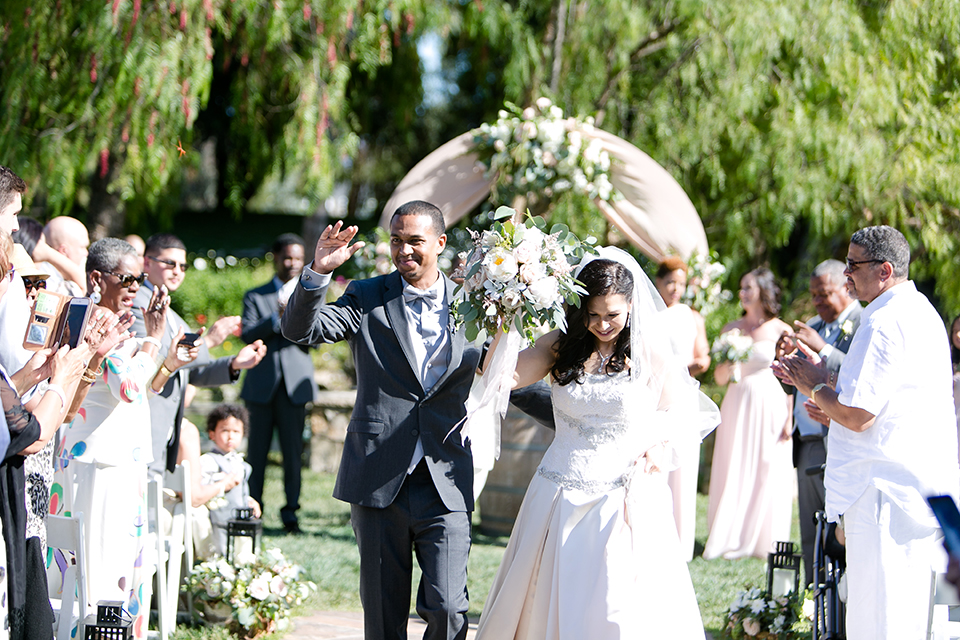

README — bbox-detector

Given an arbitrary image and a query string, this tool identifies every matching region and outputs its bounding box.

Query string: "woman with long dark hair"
[476,248,718,640]
[704,267,794,560]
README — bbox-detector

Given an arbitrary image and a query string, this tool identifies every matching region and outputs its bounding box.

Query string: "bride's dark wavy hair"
[552,259,634,386]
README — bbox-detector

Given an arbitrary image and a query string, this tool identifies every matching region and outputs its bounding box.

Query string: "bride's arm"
[481,328,559,388]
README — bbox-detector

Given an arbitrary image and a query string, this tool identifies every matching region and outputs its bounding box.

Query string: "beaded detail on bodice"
[538,371,656,494]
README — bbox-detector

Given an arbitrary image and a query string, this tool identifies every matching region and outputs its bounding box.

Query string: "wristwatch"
[810,382,828,402]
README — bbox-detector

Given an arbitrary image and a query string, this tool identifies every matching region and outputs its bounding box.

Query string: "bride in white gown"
[476,248,720,640]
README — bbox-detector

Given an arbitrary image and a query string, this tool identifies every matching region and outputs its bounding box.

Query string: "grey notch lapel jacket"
[239,279,316,406]
[131,283,236,472]
[281,270,481,512]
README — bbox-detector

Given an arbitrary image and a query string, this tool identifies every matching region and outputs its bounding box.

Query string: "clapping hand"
[312,220,365,274]
[804,398,831,426]
[775,330,797,362]
[50,343,92,388]
[230,339,266,371]
[776,342,827,397]
[142,285,171,339]
[204,316,242,349]
[792,320,827,354]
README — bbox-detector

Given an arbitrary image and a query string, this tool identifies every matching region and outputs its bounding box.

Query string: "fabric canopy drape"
[379,127,708,261]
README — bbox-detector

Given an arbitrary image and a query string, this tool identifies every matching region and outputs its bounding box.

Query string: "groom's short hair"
[391,201,445,237]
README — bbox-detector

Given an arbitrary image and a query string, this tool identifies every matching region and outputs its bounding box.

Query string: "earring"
[90,283,101,304]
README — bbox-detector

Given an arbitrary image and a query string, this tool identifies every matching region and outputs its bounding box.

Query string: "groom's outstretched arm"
[281,270,362,346]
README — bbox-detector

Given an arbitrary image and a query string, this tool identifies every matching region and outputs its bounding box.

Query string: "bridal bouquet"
[711,329,754,382]
[723,586,805,639]
[453,205,594,345]
[185,548,316,637]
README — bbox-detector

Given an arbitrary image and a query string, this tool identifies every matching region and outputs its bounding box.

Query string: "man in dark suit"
[282,201,479,640]
[777,258,861,588]
[132,233,266,475]
[240,233,316,533]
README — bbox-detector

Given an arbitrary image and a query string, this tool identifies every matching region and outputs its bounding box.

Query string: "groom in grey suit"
[282,201,479,640]
[777,258,862,587]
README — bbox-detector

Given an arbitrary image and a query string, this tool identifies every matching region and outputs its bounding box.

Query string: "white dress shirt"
[826,281,960,525]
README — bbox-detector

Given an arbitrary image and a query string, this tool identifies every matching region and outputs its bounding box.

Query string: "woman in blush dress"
[49,238,199,640]
[476,247,719,640]
[704,267,794,560]
[655,256,711,561]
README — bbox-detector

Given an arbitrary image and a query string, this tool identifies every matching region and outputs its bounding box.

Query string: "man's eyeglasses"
[103,271,146,288]
[845,258,883,272]
[22,276,47,292]
[148,256,189,272]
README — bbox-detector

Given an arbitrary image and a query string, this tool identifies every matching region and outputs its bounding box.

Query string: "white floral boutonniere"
[840,319,854,337]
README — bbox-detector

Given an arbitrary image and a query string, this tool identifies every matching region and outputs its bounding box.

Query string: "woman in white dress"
[655,256,711,561]
[476,247,719,640]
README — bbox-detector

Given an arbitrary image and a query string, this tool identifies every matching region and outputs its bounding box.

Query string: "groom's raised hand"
[313,220,366,274]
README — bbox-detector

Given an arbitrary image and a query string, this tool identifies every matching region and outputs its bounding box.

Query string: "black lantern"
[225,507,263,563]
[767,541,802,597]
[83,600,132,640]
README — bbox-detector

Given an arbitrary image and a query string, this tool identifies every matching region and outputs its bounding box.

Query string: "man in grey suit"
[282,201,478,640]
[776,259,861,587]
[132,233,266,475]
[240,233,316,533]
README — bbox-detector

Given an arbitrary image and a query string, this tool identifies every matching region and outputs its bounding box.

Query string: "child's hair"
[206,403,250,435]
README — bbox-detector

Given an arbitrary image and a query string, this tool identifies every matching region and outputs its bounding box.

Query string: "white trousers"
[843,485,941,640]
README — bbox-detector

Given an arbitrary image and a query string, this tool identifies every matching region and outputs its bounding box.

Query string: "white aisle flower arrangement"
[472,98,618,205]
[723,586,806,639]
[184,548,316,637]
[711,328,755,383]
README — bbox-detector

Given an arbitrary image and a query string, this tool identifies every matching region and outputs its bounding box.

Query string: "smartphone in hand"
[928,494,960,555]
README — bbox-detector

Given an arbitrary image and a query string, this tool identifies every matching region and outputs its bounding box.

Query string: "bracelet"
[81,370,97,384]
[142,336,162,348]
[44,383,67,411]
[159,364,174,378]
[811,382,828,403]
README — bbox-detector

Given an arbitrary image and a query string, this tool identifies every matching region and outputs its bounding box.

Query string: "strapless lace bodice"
[538,372,657,494]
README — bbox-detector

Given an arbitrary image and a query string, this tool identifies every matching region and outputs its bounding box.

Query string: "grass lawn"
[172,455,803,638]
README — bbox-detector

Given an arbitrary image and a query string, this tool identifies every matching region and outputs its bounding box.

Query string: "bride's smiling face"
[585,293,631,346]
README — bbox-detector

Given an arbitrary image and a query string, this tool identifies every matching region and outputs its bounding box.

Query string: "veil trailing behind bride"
[475,247,719,640]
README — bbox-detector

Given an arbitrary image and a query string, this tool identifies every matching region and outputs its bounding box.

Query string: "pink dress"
[704,340,793,559]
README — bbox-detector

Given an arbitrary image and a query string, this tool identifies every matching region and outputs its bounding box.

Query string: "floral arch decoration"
[378,99,709,263]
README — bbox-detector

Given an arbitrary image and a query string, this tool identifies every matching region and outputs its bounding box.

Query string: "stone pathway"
[286,611,478,639]
[284,611,712,639]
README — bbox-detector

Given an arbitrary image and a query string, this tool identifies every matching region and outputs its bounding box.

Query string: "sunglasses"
[22,276,47,292]
[148,256,190,272]
[845,258,883,272]
[103,271,147,288]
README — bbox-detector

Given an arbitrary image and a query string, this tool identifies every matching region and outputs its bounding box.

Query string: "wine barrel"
[477,408,554,536]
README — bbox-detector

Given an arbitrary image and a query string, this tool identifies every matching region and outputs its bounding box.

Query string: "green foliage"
[171,261,272,328]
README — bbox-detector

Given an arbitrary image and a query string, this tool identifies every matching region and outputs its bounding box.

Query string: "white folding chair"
[146,476,168,640]
[161,461,194,626]
[930,572,960,640]
[47,513,87,640]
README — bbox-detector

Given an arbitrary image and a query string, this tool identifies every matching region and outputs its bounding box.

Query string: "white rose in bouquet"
[527,276,560,309]
[502,287,523,310]
[248,575,271,601]
[513,239,541,265]
[519,262,546,284]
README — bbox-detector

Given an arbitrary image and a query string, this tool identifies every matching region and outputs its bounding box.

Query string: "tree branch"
[595,17,682,111]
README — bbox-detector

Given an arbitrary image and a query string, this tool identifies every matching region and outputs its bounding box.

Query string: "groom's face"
[390,214,446,287]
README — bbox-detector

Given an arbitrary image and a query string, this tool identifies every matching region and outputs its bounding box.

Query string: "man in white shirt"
[777,225,960,639]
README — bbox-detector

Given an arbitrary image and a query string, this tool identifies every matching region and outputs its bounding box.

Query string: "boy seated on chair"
[199,404,262,557]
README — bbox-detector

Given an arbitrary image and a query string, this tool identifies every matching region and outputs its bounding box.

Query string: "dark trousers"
[351,461,471,640]
[797,437,827,588]
[246,387,306,525]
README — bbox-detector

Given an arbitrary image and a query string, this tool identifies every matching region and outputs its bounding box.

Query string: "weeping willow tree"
[0,0,446,235]
[452,0,960,312]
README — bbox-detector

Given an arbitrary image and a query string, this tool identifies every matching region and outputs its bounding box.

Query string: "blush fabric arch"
[379,127,708,261]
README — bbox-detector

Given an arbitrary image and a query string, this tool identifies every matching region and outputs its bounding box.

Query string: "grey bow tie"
[403,287,440,306]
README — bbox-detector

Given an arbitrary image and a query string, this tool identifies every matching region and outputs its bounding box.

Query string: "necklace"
[597,350,613,371]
